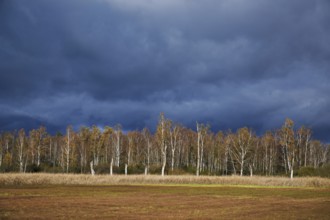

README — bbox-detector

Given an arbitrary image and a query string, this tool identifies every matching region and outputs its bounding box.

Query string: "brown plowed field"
[1,185,329,219]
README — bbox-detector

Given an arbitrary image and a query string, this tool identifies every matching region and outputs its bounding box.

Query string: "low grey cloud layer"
[1,0,330,140]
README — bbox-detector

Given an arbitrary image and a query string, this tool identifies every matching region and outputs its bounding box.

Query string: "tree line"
[0,113,329,178]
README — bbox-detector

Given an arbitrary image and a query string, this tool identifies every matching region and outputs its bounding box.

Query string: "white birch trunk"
[170,126,178,172]
[66,129,70,173]
[290,154,295,179]
[171,148,175,172]
[200,135,204,173]
[115,130,120,167]
[147,141,150,174]
[90,161,95,176]
[127,148,131,167]
[24,155,28,173]
[196,123,200,176]
[240,159,244,176]
[18,131,25,173]
[161,116,167,176]
[161,145,167,176]
[110,158,113,175]
[37,142,40,167]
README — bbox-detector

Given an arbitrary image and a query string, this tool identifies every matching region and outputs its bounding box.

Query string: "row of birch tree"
[0,114,329,178]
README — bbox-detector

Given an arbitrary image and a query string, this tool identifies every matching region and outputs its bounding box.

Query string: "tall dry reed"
[0,173,329,188]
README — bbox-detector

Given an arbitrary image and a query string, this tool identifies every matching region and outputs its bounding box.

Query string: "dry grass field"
[1,173,330,187]
[0,174,330,219]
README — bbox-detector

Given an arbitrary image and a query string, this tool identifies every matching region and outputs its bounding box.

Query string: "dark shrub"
[25,163,42,173]
[298,167,316,177]
[317,165,330,178]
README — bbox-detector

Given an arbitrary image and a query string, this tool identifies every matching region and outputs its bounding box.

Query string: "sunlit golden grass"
[0,173,329,187]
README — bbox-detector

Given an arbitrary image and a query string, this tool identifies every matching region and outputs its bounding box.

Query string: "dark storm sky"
[0,0,330,140]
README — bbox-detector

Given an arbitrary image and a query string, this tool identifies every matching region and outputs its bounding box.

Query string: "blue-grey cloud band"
[0,0,329,140]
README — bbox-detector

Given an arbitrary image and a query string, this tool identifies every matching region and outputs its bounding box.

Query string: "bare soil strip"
[0,185,329,219]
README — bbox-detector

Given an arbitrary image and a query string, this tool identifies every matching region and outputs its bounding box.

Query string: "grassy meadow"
[0,174,330,219]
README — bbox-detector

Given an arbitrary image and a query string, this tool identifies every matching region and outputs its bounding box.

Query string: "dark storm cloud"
[0,0,330,141]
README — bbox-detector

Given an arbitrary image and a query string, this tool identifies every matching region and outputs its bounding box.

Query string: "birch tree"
[279,118,296,179]
[17,129,26,173]
[156,113,170,176]
[296,126,312,167]
[127,131,137,168]
[0,133,13,170]
[170,123,181,172]
[226,132,237,174]
[214,131,227,175]
[196,123,201,176]
[309,140,328,168]
[142,128,152,175]
[78,127,90,173]
[113,124,122,167]
[261,131,277,175]
[91,126,102,166]
[230,127,254,176]
[36,126,46,167]
[101,127,111,163]
[64,125,73,173]
[28,129,37,165]
[196,123,209,176]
